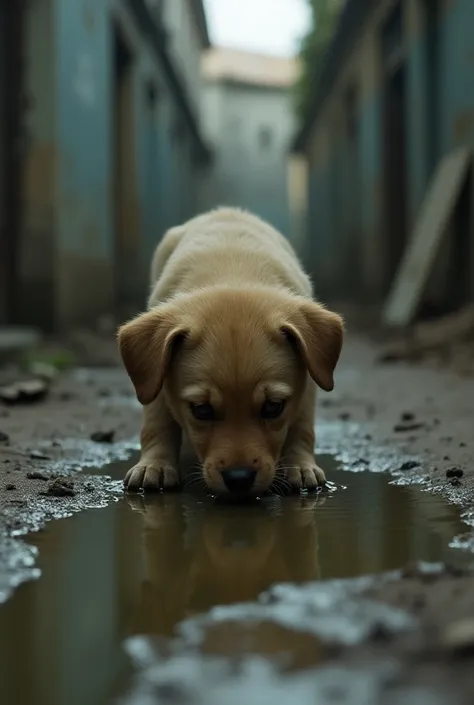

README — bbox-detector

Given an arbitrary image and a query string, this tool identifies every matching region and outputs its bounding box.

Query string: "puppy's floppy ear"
[117,306,186,405]
[282,301,344,392]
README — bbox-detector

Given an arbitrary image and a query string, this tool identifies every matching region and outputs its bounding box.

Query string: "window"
[258,126,273,150]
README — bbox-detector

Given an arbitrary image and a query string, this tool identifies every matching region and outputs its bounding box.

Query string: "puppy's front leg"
[125,395,181,492]
[282,382,326,491]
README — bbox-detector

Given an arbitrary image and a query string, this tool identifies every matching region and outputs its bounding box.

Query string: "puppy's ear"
[282,301,344,392]
[117,307,186,405]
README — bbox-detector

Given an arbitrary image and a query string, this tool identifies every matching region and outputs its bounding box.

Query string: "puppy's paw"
[124,461,180,492]
[286,462,326,491]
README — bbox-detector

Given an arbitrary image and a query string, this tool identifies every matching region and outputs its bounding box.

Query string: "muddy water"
[0,456,470,705]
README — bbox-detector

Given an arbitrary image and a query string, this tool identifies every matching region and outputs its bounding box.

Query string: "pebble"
[90,430,115,443]
[393,422,425,433]
[41,478,75,497]
[27,471,49,481]
[446,467,463,479]
[399,460,420,471]
[443,619,474,654]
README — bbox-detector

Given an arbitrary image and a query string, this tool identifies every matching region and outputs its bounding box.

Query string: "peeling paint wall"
[302,0,474,306]
[17,0,206,330]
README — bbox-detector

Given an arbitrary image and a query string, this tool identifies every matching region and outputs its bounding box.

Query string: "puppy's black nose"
[221,466,256,494]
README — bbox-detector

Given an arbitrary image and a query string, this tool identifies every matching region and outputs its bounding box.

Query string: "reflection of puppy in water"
[127,495,323,638]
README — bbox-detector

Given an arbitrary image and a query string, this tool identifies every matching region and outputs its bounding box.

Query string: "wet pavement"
[2,335,474,703]
[0,455,471,705]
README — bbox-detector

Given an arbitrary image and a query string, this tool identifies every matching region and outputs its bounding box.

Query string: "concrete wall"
[17,0,207,331]
[201,80,294,236]
[301,0,474,306]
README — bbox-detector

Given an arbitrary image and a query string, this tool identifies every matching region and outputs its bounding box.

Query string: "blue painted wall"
[56,0,113,325]
[305,0,474,303]
[49,0,203,326]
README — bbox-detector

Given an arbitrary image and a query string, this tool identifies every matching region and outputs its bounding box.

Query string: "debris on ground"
[41,478,76,497]
[399,460,420,471]
[90,430,115,444]
[442,619,474,654]
[29,450,51,460]
[446,467,464,479]
[393,421,425,433]
[26,471,50,481]
[377,304,474,374]
[0,379,50,405]
[5,484,16,491]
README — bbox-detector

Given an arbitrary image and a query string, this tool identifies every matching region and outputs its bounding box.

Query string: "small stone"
[5,483,16,491]
[0,431,9,444]
[26,471,49,480]
[446,467,463,479]
[29,450,50,460]
[450,478,462,487]
[460,442,466,447]
[0,379,49,405]
[90,430,115,443]
[401,412,415,422]
[41,477,75,497]
[399,460,420,471]
[443,619,474,654]
[393,422,424,433]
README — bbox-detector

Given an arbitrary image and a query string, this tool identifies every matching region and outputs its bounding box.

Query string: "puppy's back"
[149,208,312,306]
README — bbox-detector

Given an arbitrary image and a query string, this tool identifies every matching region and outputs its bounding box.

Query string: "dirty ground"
[1,331,474,704]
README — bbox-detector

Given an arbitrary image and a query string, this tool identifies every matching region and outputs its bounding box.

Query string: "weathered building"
[0,0,210,331]
[292,0,474,309]
[200,47,298,236]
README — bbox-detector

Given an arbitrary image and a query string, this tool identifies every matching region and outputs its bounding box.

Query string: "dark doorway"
[112,27,135,319]
[381,2,408,291]
[0,0,23,323]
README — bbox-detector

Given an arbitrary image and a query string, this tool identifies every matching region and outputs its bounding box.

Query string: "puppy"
[118,208,343,497]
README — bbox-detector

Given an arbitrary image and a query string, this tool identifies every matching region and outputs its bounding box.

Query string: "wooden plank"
[383,146,472,327]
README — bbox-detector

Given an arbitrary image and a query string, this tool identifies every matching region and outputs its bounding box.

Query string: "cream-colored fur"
[118,208,344,496]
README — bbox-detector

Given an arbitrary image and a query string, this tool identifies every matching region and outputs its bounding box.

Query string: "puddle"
[0,455,471,705]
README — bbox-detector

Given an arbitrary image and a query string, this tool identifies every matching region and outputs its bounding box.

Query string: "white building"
[200,47,299,237]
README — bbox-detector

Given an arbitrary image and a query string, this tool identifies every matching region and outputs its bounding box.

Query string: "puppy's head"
[118,287,343,497]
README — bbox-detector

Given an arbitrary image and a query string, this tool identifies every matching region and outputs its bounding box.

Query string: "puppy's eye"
[190,402,215,421]
[261,399,285,419]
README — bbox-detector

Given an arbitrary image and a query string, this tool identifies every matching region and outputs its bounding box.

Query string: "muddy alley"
[1,332,474,705]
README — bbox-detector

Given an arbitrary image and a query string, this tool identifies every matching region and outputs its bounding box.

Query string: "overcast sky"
[203,0,310,56]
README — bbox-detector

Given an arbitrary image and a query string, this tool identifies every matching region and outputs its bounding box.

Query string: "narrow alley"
[1,1,474,705]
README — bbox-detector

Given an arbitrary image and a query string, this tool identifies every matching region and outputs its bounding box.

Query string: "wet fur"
[118,208,344,495]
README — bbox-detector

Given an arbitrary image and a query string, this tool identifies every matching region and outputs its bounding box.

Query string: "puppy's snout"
[221,466,256,494]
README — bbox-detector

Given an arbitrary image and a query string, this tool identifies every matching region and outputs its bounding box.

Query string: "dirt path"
[1,332,474,701]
